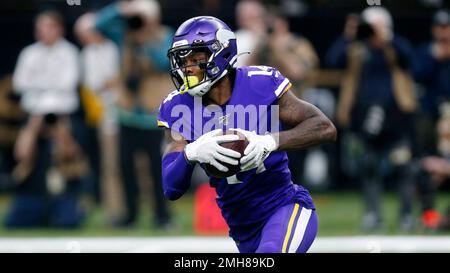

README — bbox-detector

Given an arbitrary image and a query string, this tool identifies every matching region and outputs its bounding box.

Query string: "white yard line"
[0,236,450,253]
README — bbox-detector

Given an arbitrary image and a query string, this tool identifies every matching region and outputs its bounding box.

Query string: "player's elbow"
[323,118,337,142]
[316,115,337,143]
[164,188,184,201]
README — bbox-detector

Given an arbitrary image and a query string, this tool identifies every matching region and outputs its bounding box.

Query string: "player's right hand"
[184,129,242,172]
[230,128,278,171]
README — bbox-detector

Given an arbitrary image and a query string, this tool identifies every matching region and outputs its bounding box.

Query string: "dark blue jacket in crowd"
[324,36,351,69]
[326,35,414,111]
[413,43,450,119]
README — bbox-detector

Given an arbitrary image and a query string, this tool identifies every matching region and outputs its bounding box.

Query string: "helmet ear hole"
[210,66,220,75]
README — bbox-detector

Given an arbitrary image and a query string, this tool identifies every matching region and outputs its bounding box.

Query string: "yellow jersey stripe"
[274,78,290,97]
[279,82,292,98]
[282,203,300,253]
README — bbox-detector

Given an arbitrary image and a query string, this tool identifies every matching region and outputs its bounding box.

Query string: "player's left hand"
[231,128,278,171]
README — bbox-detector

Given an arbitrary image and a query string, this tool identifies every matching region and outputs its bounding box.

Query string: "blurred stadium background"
[1,0,450,253]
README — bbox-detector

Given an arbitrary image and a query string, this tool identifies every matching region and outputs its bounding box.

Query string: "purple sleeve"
[162,151,195,200]
[157,101,170,129]
[157,90,180,129]
[272,69,291,100]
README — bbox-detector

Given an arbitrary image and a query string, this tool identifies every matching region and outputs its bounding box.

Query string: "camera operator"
[6,10,86,228]
[335,7,418,232]
[247,6,319,85]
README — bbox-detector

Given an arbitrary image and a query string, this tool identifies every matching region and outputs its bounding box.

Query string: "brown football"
[203,130,249,178]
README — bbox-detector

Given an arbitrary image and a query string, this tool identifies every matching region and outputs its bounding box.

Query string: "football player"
[158,16,336,253]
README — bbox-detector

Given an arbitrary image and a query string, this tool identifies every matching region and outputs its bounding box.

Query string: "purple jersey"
[158,66,315,241]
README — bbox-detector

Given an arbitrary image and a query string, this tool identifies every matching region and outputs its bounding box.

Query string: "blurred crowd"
[0,0,450,233]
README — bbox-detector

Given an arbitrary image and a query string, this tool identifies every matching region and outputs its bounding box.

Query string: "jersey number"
[247,66,274,77]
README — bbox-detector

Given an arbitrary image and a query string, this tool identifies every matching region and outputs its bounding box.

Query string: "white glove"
[231,129,278,171]
[184,129,242,172]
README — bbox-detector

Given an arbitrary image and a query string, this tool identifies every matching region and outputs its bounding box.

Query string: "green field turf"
[0,191,449,237]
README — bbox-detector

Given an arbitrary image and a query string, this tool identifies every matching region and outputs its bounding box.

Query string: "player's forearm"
[162,151,195,200]
[275,115,336,151]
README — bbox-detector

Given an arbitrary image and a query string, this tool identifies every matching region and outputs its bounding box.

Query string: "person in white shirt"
[234,0,267,67]
[13,11,79,116]
[75,13,119,96]
[5,10,85,229]
[74,12,120,206]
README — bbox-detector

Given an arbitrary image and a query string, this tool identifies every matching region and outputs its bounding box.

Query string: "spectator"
[335,7,418,232]
[249,6,319,87]
[74,12,120,206]
[412,9,450,229]
[6,10,86,228]
[413,9,450,151]
[95,0,173,230]
[234,0,267,67]
[419,102,450,230]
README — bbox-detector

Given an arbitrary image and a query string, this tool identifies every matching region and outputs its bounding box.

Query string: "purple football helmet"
[167,16,238,96]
